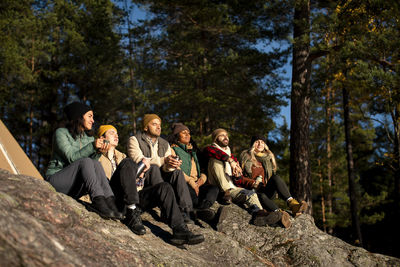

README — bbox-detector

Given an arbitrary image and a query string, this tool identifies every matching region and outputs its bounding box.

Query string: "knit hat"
[64,102,92,121]
[212,128,228,142]
[250,135,267,147]
[171,122,189,135]
[143,114,161,130]
[97,125,117,138]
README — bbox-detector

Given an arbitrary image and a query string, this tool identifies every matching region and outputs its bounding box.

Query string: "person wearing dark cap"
[204,129,289,228]
[45,102,123,220]
[239,135,308,217]
[168,123,227,230]
[97,124,204,245]
[127,114,194,224]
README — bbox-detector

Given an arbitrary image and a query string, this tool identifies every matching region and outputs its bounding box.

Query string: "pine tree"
[129,0,290,150]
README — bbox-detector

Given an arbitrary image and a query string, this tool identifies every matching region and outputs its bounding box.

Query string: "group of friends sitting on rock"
[45,102,308,246]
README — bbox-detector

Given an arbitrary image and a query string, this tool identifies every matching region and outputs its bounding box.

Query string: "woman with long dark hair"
[45,101,123,220]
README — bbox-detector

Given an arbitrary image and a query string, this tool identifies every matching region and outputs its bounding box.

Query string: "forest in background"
[1,0,399,258]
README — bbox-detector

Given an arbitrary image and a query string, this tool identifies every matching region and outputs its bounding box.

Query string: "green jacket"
[172,143,201,178]
[46,128,100,178]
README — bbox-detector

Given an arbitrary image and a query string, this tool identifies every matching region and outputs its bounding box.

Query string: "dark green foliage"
[1,0,399,258]
[0,0,126,172]
[129,0,290,151]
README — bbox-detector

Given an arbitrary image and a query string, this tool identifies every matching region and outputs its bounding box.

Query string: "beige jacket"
[99,149,126,179]
[127,135,172,172]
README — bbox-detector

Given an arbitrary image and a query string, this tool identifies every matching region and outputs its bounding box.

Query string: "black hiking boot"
[123,208,146,235]
[105,196,124,220]
[171,224,205,245]
[252,209,282,226]
[91,196,116,219]
[181,211,194,224]
[194,208,216,222]
[219,190,232,205]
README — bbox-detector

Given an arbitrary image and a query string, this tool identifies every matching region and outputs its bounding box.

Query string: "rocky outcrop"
[0,169,398,266]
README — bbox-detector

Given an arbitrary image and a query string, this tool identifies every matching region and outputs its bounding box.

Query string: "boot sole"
[170,235,205,246]
[129,227,146,235]
[280,211,291,228]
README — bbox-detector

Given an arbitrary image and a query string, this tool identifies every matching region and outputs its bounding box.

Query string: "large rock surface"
[0,169,398,266]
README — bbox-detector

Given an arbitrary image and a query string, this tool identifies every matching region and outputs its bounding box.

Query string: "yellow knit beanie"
[97,125,117,138]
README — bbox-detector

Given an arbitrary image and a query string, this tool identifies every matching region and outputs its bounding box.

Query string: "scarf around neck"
[213,142,233,176]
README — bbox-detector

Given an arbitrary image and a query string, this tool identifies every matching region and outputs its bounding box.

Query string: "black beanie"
[64,102,92,121]
[250,135,267,147]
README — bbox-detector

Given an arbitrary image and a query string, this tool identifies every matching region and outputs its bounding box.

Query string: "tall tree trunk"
[342,86,363,247]
[290,0,312,213]
[326,86,333,234]
[29,98,34,159]
[391,105,400,209]
[318,159,327,232]
[28,38,35,160]
[125,0,137,134]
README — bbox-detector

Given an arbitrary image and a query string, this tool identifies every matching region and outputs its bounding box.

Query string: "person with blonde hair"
[204,129,289,227]
[239,135,308,216]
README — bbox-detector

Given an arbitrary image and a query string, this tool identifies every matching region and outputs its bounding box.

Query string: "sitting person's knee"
[78,157,93,166]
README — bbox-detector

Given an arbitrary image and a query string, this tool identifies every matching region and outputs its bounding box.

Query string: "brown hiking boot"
[288,199,308,217]
[280,210,291,228]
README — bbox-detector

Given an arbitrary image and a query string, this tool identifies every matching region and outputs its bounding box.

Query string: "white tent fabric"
[0,120,43,180]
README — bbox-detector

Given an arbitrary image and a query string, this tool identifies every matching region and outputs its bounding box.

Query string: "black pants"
[257,174,292,211]
[109,160,183,228]
[139,182,184,228]
[109,159,164,208]
[188,183,219,210]
[161,169,193,213]
[47,158,114,199]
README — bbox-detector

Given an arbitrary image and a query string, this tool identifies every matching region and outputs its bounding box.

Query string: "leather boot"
[252,209,282,226]
[171,224,205,245]
[219,190,232,205]
[288,199,308,217]
[105,196,124,220]
[123,208,146,235]
[181,211,194,224]
[195,208,216,222]
[91,196,115,219]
